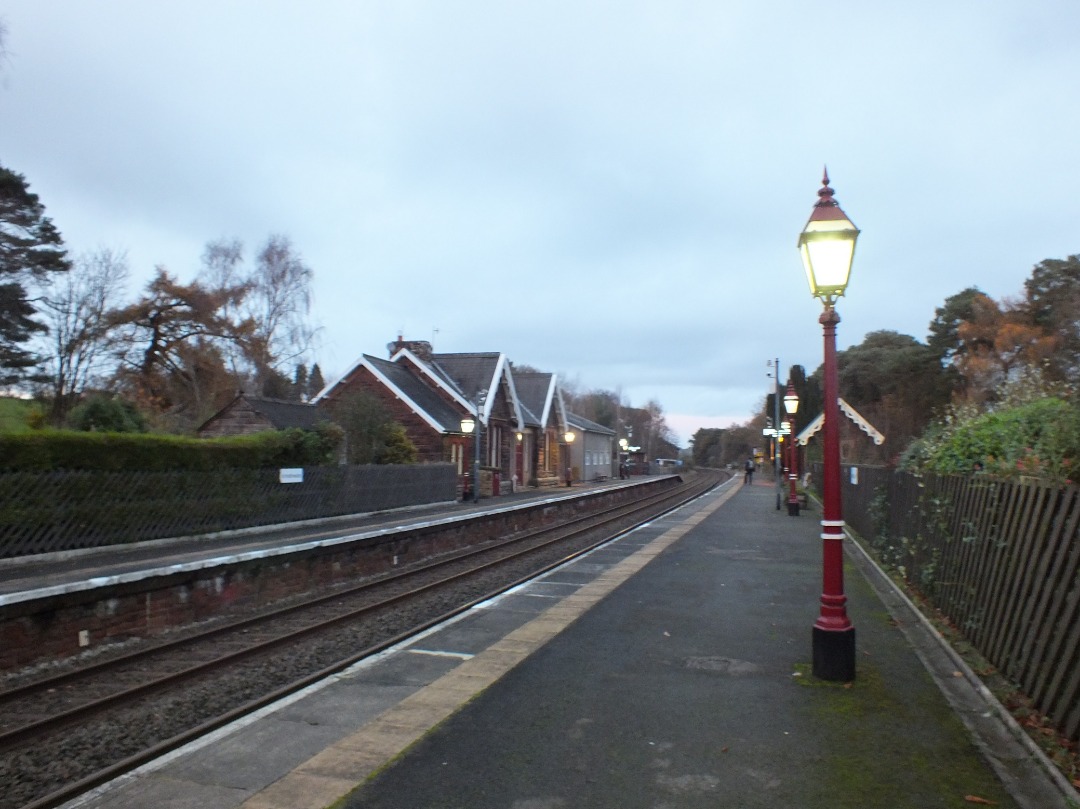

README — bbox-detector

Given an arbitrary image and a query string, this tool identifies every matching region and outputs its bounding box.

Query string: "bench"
[592,474,609,482]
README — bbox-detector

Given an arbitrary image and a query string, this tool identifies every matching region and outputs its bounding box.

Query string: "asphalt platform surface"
[335,479,1072,809]
[61,476,1077,809]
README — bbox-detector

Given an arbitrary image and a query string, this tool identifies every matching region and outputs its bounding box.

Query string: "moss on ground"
[789,657,1018,807]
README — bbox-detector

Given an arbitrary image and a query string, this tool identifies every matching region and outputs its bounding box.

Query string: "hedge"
[0,426,341,472]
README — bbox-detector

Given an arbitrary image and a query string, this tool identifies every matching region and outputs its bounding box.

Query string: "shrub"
[377,424,418,464]
[67,396,148,433]
[903,397,1080,483]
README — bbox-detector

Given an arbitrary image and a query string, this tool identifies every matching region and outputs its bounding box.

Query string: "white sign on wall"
[279,468,304,484]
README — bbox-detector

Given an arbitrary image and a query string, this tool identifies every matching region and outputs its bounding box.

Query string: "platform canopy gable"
[796,398,884,447]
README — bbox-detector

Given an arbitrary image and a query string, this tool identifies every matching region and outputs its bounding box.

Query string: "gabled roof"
[317,345,528,432]
[317,354,465,433]
[244,397,324,430]
[517,401,541,429]
[568,412,616,436]
[513,371,568,430]
[396,350,525,429]
[212,393,321,425]
[198,395,323,433]
[796,398,885,446]
[390,348,474,411]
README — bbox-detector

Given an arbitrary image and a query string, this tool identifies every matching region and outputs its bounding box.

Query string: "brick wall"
[0,477,680,671]
[317,366,448,463]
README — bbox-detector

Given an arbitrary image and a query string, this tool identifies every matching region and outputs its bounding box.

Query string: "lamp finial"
[817,168,838,209]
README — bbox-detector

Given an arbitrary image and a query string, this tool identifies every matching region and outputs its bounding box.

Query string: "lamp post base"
[812,626,856,681]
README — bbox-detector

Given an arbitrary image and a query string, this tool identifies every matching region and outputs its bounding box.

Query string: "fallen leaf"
[953,671,964,678]
[963,796,997,805]
[721,746,729,753]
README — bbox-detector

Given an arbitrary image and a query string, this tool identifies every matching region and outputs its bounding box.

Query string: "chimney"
[386,334,434,362]
[387,333,407,358]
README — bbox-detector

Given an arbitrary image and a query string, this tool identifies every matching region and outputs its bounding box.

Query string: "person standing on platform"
[744,457,755,485]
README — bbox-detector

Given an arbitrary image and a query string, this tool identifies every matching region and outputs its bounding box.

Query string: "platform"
[0,477,637,604]
[60,479,1076,809]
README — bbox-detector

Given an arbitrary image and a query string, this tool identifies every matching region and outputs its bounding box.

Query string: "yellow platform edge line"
[240,480,739,809]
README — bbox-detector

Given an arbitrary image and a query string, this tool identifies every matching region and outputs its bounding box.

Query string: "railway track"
[1,471,724,809]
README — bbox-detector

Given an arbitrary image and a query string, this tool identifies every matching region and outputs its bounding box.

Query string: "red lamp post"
[798,169,858,681]
[783,382,800,516]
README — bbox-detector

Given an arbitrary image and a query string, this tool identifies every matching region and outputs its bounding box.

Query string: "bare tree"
[39,248,129,422]
[197,238,249,380]
[195,234,317,396]
[247,234,315,390]
[199,238,245,290]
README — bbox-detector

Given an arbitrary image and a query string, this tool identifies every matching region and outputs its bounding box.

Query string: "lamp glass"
[461,416,476,434]
[799,218,858,300]
[784,392,799,414]
[565,431,575,443]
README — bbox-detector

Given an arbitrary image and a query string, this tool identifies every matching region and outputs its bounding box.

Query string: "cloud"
[3,1,1080,448]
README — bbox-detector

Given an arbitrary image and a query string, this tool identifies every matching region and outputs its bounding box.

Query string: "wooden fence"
[816,464,1080,743]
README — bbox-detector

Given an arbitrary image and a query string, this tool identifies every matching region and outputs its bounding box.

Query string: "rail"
[3,471,723,809]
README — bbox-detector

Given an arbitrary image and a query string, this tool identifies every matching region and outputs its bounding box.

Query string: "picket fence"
[826,464,1080,743]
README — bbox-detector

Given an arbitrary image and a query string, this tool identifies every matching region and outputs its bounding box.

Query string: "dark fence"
[0,464,458,559]
[813,463,1080,743]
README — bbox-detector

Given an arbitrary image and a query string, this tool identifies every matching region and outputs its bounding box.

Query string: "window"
[488,426,502,467]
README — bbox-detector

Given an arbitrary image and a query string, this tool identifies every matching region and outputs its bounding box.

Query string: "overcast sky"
[2,2,1078,444]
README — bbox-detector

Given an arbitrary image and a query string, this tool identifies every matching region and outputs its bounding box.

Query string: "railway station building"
[311,337,579,495]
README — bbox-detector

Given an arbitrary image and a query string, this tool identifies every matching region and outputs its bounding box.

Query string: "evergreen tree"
[260,369,293,399]
[1023,255,1080,378]
[293,363,309,401]
[928,286,984,364]
[0,164,71,383]
[308,363,325,399]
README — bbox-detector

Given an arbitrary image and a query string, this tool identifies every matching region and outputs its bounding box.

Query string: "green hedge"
[0,426,342,472]
[903,398,1080,483]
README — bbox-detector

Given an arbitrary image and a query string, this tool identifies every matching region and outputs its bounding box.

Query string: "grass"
[0,397,36,434]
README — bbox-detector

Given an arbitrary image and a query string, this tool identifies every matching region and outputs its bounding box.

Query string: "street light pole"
[784,381,800,516]
[564,427,575,486]
[460,393,486,504]
[798,169,858,682]
[769,358,782,509]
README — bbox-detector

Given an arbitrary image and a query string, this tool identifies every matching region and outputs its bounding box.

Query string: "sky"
[2,2,1079,446]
